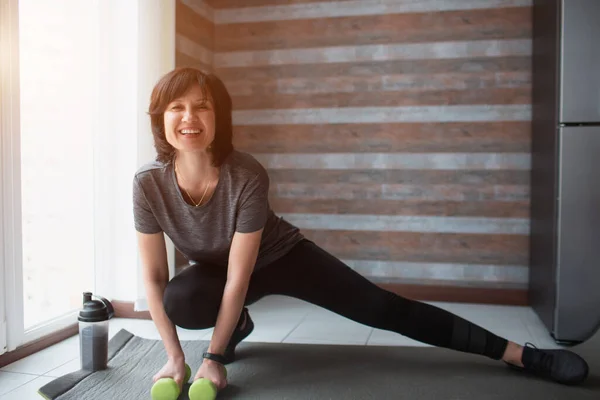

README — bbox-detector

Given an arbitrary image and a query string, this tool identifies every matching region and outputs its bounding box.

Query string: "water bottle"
[78,292,114,371]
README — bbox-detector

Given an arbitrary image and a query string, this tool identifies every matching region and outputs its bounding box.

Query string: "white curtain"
[134,0,177,312]
[92,0,176,312]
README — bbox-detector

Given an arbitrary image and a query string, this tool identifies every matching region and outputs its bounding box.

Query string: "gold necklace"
[175,162,212,207]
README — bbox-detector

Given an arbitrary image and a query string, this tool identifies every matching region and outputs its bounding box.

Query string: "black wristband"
[203,352,227,364]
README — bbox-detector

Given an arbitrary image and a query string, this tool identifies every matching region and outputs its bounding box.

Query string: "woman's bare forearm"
[207,280,249,355]
[206,229,260,356]
[145,281,184,361]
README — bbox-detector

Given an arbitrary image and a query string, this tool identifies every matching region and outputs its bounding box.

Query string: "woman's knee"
[162,266,224,329]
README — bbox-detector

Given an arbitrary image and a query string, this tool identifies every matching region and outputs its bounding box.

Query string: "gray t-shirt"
[132,150,304,270]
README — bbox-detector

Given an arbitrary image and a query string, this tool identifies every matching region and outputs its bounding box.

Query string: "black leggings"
[163,239,508,360]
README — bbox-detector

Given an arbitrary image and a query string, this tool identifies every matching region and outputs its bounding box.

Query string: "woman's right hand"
[152,356,187,390]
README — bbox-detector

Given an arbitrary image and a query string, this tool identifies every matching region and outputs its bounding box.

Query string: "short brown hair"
[147,67,233,166]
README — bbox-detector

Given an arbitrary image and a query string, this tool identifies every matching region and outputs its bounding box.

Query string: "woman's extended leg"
[251,239,589,385]
[253,240,509,359]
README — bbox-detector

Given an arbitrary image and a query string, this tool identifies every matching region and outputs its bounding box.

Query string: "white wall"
[94,0,175,307]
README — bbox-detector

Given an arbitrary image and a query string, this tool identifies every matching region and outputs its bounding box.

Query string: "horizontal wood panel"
[207,0,353,9]
[270,183,528,202]
[344,260,527,285]
[270,198,530,218]
[282,213,528,234]
[216,56,531,80]
[225,71,530,96]
[180,0,213,22]
[213,0,532,24]
[176,1,214,51]
[214,39,530,68]
[232,87,530,109]
[175,51,212,72]
[266,169,530,185]
[253,152,530,170]
[233,121,530,153]
[216,7,530,52]
[233,105,530,125]
[176,34,213,66]
[300,229,529,266]
[376,277,525,289]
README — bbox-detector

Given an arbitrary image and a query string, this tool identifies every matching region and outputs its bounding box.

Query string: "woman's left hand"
[194,359,227,390]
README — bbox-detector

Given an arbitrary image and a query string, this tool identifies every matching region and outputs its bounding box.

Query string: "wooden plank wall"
[175,0,214,72]
[177,0,533,305]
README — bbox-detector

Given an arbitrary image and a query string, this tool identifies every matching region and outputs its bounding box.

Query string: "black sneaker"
[222,307,254,364]
[505,342,589,385]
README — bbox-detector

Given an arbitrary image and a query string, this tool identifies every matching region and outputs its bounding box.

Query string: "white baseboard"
[134,298,149,312]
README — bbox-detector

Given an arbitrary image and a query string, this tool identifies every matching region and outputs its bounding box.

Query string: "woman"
[133,67,589,392]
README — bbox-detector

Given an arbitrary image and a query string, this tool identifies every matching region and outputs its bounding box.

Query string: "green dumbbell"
[150,363,192,400]
[188,368,227,400]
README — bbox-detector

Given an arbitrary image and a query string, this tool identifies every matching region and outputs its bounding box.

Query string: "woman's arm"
[137,231,185,362]
[207,228,263,355]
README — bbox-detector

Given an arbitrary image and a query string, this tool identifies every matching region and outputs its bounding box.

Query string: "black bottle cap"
[78,292,114,322]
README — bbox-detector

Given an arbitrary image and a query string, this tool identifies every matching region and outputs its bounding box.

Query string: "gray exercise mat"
[38,328,600,399]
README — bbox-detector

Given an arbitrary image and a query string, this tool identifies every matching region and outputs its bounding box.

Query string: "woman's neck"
[174,151,219,186]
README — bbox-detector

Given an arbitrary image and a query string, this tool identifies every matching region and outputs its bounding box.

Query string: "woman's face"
[163,83,215,155]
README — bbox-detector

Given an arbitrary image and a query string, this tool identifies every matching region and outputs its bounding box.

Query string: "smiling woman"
[134,66,590,391]
[148,68,233,166]
[144,68,243,215]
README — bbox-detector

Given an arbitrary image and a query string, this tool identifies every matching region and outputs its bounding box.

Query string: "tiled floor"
[0,295,562,399]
